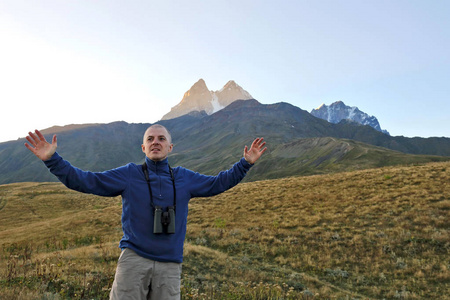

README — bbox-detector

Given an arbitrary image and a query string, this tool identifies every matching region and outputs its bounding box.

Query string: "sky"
[1,0,449,143]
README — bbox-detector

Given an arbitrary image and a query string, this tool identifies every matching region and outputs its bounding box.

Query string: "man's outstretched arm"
[25,129,57,161]
[24,129,127,197]
[188,137,267,198]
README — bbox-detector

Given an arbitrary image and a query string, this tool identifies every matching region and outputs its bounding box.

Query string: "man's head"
[141,124,173,161]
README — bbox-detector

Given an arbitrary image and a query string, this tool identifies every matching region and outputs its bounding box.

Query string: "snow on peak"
[310,100,389,135]
[210,93,224,113]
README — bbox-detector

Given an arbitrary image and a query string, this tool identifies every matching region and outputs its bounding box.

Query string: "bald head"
[141,124,173,161]
[143,124,172,144]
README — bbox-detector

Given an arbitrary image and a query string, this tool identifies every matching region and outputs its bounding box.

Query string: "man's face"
[141,126,173,161]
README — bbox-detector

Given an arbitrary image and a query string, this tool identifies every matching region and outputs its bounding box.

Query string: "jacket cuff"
[241,157,254,169]
[43,152,61,167]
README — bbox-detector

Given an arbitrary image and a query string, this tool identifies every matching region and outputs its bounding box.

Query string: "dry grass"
[0,161,449,299]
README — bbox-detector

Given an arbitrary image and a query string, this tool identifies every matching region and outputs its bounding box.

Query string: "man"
[25,125,266,299]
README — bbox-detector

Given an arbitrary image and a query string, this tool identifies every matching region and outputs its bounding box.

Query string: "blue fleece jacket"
[44,153,252,263]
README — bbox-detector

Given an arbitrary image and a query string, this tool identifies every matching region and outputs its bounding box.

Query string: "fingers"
[252,137,263,145]
[27,130,47,145]
[25,135,37,147]
[25,130,53,151]
[35,129,47,142]
[252,137,266,151]
[24,142,36,153]
[259,146,268,155]
[27,131,38,145]
[25,131,38,152]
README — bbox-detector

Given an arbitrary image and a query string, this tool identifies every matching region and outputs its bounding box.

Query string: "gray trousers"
[109,248,182,300]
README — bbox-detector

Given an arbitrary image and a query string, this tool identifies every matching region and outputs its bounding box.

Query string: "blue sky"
[1,0,449,143]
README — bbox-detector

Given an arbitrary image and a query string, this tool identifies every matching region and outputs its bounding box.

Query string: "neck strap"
[142,162,176,210]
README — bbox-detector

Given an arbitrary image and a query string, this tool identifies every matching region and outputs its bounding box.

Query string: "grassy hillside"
[244,137,449,181]
[0,161,449,299]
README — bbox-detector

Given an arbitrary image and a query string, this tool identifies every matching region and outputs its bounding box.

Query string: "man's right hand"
[25,130,57,161]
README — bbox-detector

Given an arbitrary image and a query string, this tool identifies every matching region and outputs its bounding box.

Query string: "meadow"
[0,161,448,299]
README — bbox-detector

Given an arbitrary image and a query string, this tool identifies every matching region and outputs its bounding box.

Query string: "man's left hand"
[244,137,267,164]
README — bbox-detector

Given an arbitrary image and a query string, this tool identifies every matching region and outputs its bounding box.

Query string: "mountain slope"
[1,100,448,185]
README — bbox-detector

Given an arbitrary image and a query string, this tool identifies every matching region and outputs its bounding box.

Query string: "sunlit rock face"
[161,79,253,120]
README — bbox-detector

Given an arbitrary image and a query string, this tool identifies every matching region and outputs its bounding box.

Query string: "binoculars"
[154,206,175,234]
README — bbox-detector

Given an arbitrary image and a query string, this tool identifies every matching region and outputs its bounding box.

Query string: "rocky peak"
[216,80,253,108]
[161,79,253,120]
[311,101,389,135]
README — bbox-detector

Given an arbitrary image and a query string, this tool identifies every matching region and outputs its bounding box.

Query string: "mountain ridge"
[1,100,449,185]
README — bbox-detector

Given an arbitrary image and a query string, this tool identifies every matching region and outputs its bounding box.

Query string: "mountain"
[161,79,253,120]
[1,100,449,185]
[311,101,389,135]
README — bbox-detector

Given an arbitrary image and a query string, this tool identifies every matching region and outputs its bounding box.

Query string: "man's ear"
[168,143,173,153]
[141,144,145,153]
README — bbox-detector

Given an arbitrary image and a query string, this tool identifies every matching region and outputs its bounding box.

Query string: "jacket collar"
[145,157,170,174]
